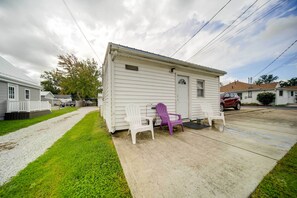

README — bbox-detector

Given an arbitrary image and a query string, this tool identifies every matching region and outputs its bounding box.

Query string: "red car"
[220,92,241,111]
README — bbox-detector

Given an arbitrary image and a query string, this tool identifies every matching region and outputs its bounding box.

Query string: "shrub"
[257,92,275,105]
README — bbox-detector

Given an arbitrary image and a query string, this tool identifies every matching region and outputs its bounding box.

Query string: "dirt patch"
[0,142,17,152]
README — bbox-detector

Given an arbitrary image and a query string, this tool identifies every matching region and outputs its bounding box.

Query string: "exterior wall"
[288,91,297,103]
[19,85,40,101]
[275,90,297,105]
[111,56,220,131]
[0,81,8,120]
[237,90,275,104]
[102,53,112,131]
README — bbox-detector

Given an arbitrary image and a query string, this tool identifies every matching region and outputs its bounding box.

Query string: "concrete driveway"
[112,108,297,198]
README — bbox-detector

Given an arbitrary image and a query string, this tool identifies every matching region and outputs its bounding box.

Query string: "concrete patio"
[112,108,297,198]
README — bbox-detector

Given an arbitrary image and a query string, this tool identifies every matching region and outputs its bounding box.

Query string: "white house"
[0,56,51,120]
[101,43,226,133]
[41,91,55,106]
[220,81,297,105]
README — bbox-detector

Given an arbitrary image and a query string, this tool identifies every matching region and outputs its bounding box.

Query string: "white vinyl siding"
[113,57,175,131]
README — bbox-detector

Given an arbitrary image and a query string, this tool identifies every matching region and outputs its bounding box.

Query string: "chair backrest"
[125,104,142,127]
[156,103,170,122]
[200,103,214,116]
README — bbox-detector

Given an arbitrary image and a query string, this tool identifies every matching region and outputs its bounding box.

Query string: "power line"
[193,0,274,57]
[253,39,297,78]
[265,53,297,75]
[191,0,284,59]
[187,0,259,61]
[170,0,232,57]
[62,0,103,64]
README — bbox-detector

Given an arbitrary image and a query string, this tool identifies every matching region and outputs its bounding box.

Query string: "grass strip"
[251,143,297,198]
[0,107,77,136]
[0,111,131,197]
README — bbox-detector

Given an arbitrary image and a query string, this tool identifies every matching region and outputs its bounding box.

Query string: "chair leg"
[151,128,155,140]
[223,118,226,126]
[131,131,137,144]
[208,118,212,126]
[181,124,184,132]
[168,124,173,135]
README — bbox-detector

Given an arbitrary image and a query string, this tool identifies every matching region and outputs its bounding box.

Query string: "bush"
[257,92,275,105]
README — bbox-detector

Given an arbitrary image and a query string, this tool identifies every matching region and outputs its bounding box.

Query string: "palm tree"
[254,74,279,85]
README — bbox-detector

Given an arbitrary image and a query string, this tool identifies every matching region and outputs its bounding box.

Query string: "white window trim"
[197,79,205,97]
[25,89,30,100]
[8,83,18,101]
[248,91,252,98]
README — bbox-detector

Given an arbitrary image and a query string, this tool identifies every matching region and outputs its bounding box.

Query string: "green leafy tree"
[40,70,61,94]
[255,74,279,85]
[280,77,297,87]
[57,54,101,100]
[257,92,275,105]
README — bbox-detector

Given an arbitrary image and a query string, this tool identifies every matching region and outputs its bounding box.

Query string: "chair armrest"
[220,112,224,117]
[169,113,181,120]
[142,116,153,125]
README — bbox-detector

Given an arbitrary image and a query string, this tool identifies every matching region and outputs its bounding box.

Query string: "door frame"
[175,74,190,119]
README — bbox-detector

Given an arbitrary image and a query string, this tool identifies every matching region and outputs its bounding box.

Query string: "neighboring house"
[41,91,55,106]
[220,81,297,105]
[101,43,226,133]
[0,56,51,120]
[54,95,72,103]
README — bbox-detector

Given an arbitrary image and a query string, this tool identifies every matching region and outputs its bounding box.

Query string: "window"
[197,80,204,97]
[8,86,15,100]
[178,79,186,85]
[291,91,294,97]
[279,90,283,96]
[248,91,252,98]
[25,89,30,100]
[237,93,242,100]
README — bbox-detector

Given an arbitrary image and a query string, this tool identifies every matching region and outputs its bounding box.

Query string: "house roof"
[220,81,278,92]
[54,94,72,99]
[278,86,297,91]
[104,42,226,76]
[0,56,40,89]
[41,91,55,98]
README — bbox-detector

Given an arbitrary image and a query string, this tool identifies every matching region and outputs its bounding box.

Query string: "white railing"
[7,101,51,113]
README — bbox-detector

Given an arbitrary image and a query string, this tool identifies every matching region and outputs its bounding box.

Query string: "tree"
[280,77,297,87]
[257,92,275,105]
[254,74,279,85]
[57,54,101,100]
[40,69,61,94]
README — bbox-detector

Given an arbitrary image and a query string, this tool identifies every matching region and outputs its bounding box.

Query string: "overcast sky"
[0,0,296,84]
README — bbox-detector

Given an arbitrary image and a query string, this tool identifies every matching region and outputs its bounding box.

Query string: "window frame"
[8,84,18,101]
[197,79,205,97]
[248,91,252,98]
[279,90,283,97]
[291,91,294,97]
[25,89,30,100]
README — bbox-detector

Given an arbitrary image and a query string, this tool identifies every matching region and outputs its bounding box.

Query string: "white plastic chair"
[125,104,154,144]
[200,103,225,126]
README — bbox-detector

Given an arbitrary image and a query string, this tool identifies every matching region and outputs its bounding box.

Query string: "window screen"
[197,80,204,97]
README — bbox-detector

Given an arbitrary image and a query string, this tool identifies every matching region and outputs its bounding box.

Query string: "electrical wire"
[187,0,259,61]
[265,53,297,75]
[62,0,103,64]
[253,39,297,78]
[170,0,232,57]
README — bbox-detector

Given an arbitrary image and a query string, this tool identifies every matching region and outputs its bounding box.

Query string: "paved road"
[241,105,297,110]
[0,107,97,185]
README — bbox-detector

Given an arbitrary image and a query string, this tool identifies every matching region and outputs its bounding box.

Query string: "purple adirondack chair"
[156,103,184,135]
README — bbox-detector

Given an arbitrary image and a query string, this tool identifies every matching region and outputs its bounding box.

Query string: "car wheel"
[220,104,224,112]
[235,103,241,110]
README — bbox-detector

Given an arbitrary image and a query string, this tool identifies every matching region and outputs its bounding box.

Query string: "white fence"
[7,101,51,113]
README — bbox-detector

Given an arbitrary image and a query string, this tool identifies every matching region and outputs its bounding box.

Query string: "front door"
[176,75,189,118]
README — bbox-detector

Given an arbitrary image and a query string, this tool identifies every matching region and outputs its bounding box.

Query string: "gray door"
[176,75,189,118]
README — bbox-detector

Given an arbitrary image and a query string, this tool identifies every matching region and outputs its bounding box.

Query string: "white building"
[101,43,226,133]
[220,81,297,105]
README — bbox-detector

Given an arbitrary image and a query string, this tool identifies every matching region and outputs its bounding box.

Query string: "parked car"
[66,101,76,107]
[220,92,241,111]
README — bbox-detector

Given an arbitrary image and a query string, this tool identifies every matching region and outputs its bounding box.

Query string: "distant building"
[220,81,297,105]
[41,91,55,106]
[0,56,51,120]
[54,95,72,103]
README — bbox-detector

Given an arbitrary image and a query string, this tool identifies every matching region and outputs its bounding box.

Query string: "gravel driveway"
[0,107,97,185]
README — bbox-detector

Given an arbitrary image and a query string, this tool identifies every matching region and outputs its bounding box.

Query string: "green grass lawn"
[0,111,131,197]
[251,143,297,198]
[0,107,77,136]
